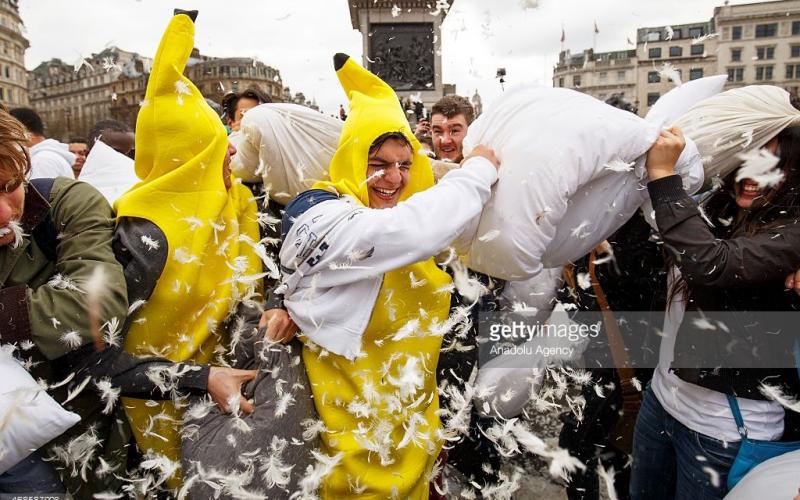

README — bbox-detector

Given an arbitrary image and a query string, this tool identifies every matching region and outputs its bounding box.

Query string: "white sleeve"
[29,154,73,180]
[281,156,497,288]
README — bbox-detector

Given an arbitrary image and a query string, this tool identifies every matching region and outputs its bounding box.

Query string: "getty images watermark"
[486,319,600,359]
[477,310,800,369]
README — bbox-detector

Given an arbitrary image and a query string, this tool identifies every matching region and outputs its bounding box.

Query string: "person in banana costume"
[277,53,501,498]
[115,10,263,488]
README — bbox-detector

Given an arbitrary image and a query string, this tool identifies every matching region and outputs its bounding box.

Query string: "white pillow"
[463,85,660,279]
[230,103,341,205]
[464,78,721,279]
[0,346,80,474]
[725,449,800,500]
[79,140,139,205]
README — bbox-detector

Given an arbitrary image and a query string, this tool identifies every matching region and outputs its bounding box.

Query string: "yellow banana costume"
[304,54,451,499]
[115,11,261,485]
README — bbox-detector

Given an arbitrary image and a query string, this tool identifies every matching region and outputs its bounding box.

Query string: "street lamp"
[496,68,507,91]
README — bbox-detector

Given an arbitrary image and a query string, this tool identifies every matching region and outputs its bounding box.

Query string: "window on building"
[787,64,797,79]
[793,46,800,58]
[732,26,742,40]
[573,75,581,86]
[689,68,704,80]
[689,26,704,38]
[727,67,744,82]
[756,65,774,80]
[669,46,683,57]
[793,21,800,35]
[756,46,775,60]
[649,47,662,58]
[617,70,626,80]
[648,71,661,83]
[647,31,661,42]
[672,29,682,39]
[647,93,660,106]
[599,72,607,82]
[755,23,778,38]
[558,77,564,87]
[691,44,704,56]
[731,48,742,61]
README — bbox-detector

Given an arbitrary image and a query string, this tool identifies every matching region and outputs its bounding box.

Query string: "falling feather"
[478,229,501,242]
[63,376,92,404]
[658,62,682,86]
[603,159,635,172]
[95,378,121,414]
[140,235,160,251]
[758,383,800,413]
[735,148,783,188]
[597,463,619,500]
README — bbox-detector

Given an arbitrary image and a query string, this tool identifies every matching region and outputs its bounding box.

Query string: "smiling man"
[276,54,499,499]
[430,95,475,163]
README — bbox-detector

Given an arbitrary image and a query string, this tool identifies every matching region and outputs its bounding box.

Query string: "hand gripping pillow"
[464,77,724,279]
[230,103,342,205]
[0,346,80,474]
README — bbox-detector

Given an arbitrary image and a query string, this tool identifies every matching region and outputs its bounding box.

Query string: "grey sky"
[19,0,758,115]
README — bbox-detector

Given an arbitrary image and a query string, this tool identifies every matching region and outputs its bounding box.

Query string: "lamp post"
[65,108,72,141]
[496,68,507,91]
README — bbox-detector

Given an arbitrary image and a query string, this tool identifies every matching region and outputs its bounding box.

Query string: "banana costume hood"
[115,10,261,477]
[313,53,434,201]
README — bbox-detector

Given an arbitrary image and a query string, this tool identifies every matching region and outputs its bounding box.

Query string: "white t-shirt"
[651,277,785,443]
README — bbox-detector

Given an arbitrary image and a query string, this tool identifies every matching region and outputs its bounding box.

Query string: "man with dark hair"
[9,107,74,179]
[87,119,135,158]
[221,87,272,132]
[68,140,87,178]
[425,95,475,163]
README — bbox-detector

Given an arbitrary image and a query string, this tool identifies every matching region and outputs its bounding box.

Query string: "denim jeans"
[630,388,741,500]
[0,451,65,494]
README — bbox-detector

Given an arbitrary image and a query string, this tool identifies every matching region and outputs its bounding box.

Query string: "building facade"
[0,0,28,107]
[553,49,637,104]
[553,0,800,114]
[29,47,286,140]
[28,47,151,141]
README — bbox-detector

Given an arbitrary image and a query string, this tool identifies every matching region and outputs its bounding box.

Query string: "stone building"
[28,47,150,141]
[636,21,718,113]
[0,0,28,107]
[29,47,285,140]
[553,0,800,114]
[715,0,800,95]
[553,49,637,104]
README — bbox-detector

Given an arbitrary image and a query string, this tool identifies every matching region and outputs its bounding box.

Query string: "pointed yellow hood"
[115,10,261,482]
[313,54,433,204]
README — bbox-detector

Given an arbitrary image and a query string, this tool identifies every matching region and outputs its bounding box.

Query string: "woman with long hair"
[630,116,800,500]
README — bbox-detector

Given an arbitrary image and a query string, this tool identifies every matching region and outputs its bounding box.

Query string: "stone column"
[348,0,454,116]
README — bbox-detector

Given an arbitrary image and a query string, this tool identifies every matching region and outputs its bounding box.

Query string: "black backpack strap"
[29,178,59,261]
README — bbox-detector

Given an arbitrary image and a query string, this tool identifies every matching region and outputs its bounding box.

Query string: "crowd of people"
[1,8,800,500]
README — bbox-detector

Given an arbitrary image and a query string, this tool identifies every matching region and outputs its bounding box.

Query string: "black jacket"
[649,175,800,400]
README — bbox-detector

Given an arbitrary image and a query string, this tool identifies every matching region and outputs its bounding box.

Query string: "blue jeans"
[0,451,65,494]
[630,388,741,500]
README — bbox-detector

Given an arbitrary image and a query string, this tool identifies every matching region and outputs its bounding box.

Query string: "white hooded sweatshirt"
[29,139,75,179]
